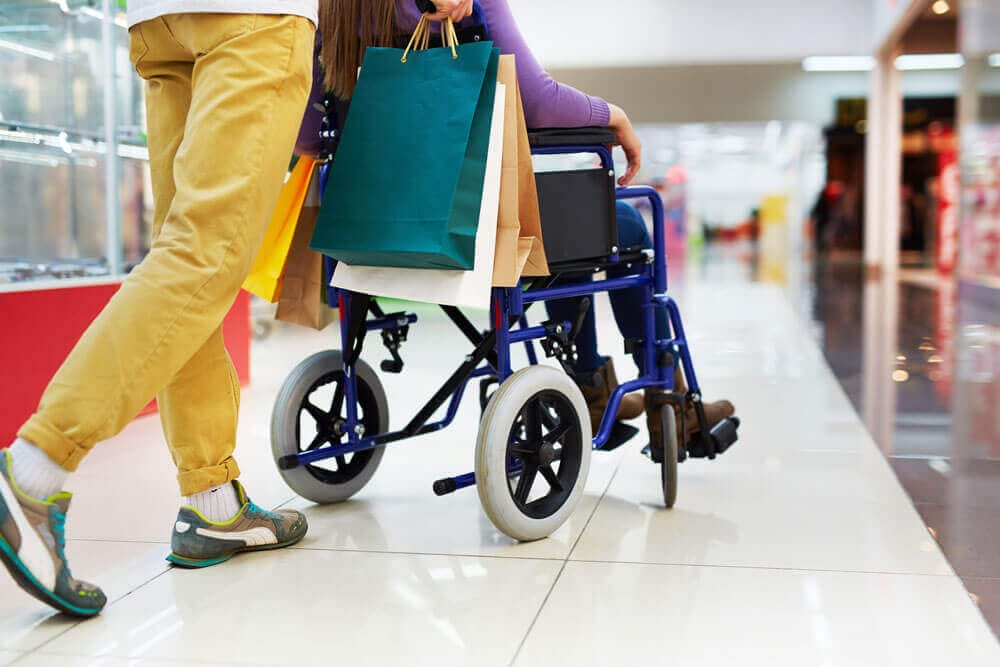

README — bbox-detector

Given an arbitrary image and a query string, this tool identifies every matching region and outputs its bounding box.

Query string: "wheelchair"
[269,11,740,543]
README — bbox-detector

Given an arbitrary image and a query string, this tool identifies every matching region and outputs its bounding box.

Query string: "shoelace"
[49,508,73,578]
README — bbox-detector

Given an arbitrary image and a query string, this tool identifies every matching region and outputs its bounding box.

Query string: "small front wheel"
[655,406,679,508]
[476,366,591,542]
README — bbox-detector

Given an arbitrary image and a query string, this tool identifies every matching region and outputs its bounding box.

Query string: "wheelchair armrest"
[527,127,616,148]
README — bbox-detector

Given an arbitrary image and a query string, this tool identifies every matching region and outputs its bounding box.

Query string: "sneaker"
[0,451,106,617]
[167,481,307,568]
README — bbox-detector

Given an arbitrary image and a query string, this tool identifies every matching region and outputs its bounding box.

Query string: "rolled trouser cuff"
[176,456,241,496]
[17,418,87,472]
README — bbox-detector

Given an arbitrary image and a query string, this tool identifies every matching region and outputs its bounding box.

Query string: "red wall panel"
[0,285,251,447]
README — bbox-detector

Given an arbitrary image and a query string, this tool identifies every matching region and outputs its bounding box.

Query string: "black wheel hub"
[505,390,583,519]
[295,370,380,485]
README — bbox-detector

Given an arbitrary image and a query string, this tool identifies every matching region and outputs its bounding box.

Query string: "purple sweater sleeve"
[478,0,609,128]
[397,0,610,128]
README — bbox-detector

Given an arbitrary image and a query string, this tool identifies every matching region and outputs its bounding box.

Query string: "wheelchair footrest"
[686,416,741,459]
[598,421,640,452]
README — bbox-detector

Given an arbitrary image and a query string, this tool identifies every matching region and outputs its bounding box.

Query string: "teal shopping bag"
[311,33,500,270]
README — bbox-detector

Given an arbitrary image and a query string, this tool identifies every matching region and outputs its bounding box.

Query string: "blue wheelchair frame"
[278,149,713,494]
[276,4,720,494]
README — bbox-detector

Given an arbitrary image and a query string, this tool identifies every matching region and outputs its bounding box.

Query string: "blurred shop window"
[0,1,150,285]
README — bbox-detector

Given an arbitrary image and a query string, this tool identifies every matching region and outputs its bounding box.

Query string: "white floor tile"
[0,541,169,652]
[40,549,560,666]
[515,561,1000,667]
[18,654,245,667]
[572,446,952,574]
[284,435,625,560]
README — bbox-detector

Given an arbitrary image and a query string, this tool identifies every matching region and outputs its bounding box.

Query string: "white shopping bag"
[331,84,506,309]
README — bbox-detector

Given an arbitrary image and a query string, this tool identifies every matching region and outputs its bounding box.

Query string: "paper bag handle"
[401,17,459,63]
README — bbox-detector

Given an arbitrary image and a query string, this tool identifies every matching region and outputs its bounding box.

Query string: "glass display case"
[0,0,149,287]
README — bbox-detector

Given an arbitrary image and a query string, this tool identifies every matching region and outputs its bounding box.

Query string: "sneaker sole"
[0,536,102,618]
[166,531,307,570]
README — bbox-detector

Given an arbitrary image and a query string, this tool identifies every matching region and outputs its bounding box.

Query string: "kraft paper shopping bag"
[275,171,336,330]
[493,55,549,286]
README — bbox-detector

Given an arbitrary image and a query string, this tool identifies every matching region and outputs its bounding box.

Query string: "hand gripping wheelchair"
[269,12,740,543]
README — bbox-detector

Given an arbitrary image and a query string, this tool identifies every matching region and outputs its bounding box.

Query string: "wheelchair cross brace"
[282,179,726,495]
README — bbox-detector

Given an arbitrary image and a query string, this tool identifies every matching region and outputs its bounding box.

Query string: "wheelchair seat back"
[528,128,619,267]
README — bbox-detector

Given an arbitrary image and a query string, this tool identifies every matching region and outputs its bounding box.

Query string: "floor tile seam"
[288,543,567,562]
[509,450,627,665]
[565,557,962,578]
[17,566,177,657]
[25,648,274,666]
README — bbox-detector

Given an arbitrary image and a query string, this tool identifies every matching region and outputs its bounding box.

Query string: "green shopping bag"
[311,19,500,270]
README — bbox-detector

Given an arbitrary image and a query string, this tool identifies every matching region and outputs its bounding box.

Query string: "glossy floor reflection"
[811,258,1000,638]
[1,250,998,665]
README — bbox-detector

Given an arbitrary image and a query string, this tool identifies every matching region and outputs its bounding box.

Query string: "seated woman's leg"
[605,202,670,371]
[543,234,644,430]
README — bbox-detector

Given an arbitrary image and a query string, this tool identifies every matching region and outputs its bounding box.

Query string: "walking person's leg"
[0,13,315,616]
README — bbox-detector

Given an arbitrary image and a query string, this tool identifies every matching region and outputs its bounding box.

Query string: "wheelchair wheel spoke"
[542,422,571,446]
[329,382,345,419]
[336,455,348,470]
[510,440,538,459]
[522,402,543,442]
[539,401,559,430]
[514,461,538,503]
[539,465,563,493]
[304,401,328,425]
[306,434,327,451]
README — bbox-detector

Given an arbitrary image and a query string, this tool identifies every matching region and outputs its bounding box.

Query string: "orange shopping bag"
[242,156,316,302]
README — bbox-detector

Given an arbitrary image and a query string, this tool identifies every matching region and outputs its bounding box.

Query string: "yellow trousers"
[19,13,314,495]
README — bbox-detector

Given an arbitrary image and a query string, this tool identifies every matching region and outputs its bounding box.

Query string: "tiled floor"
[2,272,998,665]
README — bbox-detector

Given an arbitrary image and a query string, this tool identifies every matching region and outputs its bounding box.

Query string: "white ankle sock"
[183,483,242,522]
[7,438,69,501]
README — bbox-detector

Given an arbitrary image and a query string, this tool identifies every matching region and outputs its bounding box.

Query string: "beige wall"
[550,63,963,127]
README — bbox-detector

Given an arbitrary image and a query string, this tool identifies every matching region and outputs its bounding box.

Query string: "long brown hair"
[319,0,398,99]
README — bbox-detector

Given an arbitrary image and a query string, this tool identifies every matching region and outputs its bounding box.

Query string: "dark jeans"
[544,201,669,373]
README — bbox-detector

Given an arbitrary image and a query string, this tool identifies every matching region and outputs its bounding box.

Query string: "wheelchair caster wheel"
[476,366,591,542]
[271,350,388,504]
[652,406,679,508]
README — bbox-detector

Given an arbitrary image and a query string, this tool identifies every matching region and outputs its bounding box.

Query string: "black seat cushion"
[528,127,616,147]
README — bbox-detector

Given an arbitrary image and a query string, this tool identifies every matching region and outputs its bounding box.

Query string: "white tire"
[476,366,591,542]
[271,351,388,504]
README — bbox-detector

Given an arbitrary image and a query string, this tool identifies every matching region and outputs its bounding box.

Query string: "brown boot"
[646,366,734,450]
[575,357,644,432]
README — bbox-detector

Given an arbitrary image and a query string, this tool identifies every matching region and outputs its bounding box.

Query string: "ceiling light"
[894,53,965,70]
[932,0,950,15]
[0,38,55,61]
[802,56,875,72]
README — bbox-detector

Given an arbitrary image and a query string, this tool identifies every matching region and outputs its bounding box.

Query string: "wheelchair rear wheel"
[476,366,591,542]
[271,350,388,504]
[654,405,679,508]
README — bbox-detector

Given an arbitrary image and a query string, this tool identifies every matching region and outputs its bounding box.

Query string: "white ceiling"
[506,0,875,69]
